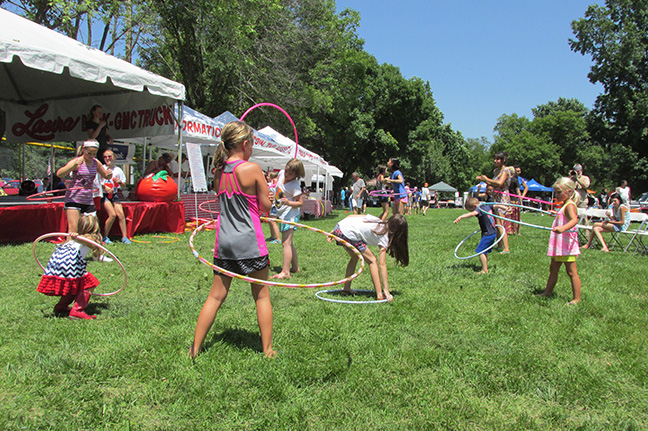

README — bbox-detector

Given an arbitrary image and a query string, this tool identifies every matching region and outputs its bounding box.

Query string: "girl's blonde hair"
[75,215,103,257]
[553,177,580,206]
[212,121,254,174]
[285,158,305,180]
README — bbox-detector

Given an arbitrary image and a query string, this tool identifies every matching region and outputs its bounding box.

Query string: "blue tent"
[469,182,487,193]
[525,178,552,192]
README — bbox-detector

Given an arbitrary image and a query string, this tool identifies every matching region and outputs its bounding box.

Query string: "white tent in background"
[0,8,186,194]
[212,112,310,173]
[0,8,185,143]
[257,126,343,190]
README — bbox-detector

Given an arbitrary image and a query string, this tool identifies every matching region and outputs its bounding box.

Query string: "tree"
[570,0,648,189]
[3,0,152,60]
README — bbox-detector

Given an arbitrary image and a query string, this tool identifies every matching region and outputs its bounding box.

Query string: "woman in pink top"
[536,177,581,305]
[57,140,112,234]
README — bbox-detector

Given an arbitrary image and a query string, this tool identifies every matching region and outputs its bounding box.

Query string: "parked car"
[631,192,648,212]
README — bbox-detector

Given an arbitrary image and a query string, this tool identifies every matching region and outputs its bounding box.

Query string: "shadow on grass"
[205,327,263,354]
[318,289,400,302]
[448,262,485,273]
[41,300,109,319]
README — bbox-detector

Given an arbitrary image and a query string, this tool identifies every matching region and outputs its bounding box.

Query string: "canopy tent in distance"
[525,178,553,192]
[429,181,457,193]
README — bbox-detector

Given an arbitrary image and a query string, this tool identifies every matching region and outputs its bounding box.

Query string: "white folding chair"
[609,212,647,251]
[579,208,608,248]
[622,213,648,254]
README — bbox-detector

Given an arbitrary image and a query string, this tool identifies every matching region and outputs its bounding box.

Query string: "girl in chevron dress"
[37,216,103,319]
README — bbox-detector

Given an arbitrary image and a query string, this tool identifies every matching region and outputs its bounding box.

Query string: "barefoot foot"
[264,349,278,358]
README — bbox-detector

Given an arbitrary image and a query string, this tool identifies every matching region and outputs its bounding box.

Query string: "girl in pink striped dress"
[537,177,581,305]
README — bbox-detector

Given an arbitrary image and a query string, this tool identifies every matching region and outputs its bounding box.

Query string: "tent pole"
[21,142,25,181]
[176,102,184,200]
[142,138,147,173]
[49,143,55,185]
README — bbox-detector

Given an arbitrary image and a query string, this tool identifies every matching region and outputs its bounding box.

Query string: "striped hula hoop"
[188,217,365,288]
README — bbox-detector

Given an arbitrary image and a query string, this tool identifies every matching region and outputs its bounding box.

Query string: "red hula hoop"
[239,102,299,158]
[26,187,85,202]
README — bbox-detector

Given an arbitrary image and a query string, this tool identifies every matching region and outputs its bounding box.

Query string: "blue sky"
[335,0,603,141]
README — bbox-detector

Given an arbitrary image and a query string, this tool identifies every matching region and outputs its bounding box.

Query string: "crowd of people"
[29,115,640,361]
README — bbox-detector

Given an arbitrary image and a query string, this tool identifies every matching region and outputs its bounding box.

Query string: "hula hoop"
[26,187,85,202]
[189,217,365,288]
[32,233,127,296]
[494,190,553,205]
[305,197,325,215]
[478,202,579,232]
[315,289,390,304]
[454,224,505,260]
[239,103,299,159]
[198,199,219,215]
[129,235,180,244]
[368,190,401,197]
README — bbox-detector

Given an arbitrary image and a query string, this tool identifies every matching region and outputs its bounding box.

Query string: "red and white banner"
[3,92,176,143]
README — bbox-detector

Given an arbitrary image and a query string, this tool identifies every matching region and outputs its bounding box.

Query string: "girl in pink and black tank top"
[537,177,582,305]
[56,140,113,234]
[190,121,276,359]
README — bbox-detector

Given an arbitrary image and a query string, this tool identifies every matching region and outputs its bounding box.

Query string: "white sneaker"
[93,255,113,262]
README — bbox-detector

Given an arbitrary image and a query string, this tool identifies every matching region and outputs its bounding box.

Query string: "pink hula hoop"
[26,187,85,202]
[32,233,127,296]
[239,102,299,158]
[494,190,553,205]
[198,199,219,215]
[369,190,400,197]
[189,217,365,288]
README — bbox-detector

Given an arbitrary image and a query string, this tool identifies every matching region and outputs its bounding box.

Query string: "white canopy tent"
[0,8,185,141]
[257,126,343,195]
[0,8,186,194]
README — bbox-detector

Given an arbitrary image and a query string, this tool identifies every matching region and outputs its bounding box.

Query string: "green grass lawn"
[0,207,646,430]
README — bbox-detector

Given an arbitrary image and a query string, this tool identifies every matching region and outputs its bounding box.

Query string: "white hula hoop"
[479,201,582,233]
[315,289,390,304]
[453,224,505,260]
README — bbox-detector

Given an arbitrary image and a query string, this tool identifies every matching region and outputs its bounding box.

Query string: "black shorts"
[213,255,270,276]
[64,202,96,214]
[101,194,121,204]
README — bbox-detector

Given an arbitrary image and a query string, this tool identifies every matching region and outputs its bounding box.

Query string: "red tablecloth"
[0,201,185,243]
[300,199,332,218]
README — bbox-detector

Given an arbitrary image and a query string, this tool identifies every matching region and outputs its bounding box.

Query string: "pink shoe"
[69,290,96,320]
[53,294,75,314]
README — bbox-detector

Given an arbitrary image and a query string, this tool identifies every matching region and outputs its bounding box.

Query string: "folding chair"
[576,208,593,245]
[610,212,648,252]
[622,213,648,255]
[579,208,608,249]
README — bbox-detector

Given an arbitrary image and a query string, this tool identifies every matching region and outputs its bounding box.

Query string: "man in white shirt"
[420,183,430,215]
[351,172,366,214]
